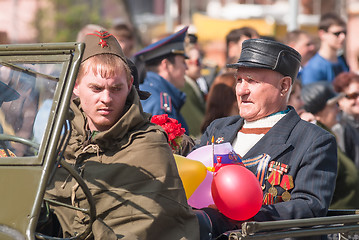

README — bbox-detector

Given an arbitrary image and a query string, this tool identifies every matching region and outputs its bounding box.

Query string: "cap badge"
[99,39,108,48]
[88,31,113,48]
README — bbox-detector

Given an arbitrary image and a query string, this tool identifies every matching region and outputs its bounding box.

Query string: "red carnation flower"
[151,114,185,151]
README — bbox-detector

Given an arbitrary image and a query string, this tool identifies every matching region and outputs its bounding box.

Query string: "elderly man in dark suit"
[194,39,338,238]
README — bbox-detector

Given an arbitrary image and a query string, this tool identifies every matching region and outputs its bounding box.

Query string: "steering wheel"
[35,158,97,240]
[0,133,40,155]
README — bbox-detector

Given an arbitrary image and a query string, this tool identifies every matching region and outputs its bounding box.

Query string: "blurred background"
[1,0,359,71]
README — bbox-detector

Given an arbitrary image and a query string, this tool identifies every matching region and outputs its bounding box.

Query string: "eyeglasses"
[328,30,347,37]
[345,92,359,100]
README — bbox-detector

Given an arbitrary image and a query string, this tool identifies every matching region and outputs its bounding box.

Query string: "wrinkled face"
[167,55,187,89]
[73,61,132,132]
[338,81,359,117]
[321,24,346,50]
[235,68,289,121]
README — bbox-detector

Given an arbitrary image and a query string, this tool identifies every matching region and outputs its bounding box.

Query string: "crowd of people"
[1,9,359,240]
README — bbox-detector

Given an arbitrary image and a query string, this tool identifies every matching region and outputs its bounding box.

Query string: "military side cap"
[0,81,19,103]
[134,26,188,62]
[82,30,127,63]
[227,38,302,82]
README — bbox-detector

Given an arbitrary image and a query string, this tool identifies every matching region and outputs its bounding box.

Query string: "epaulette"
[160,92,172,113]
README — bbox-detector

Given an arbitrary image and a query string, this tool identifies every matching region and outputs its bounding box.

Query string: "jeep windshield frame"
[0,42,84,240]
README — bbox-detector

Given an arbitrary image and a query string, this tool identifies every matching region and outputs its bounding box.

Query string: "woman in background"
[301,81,359,209]
[332,72,359,169]
[201,72,238,133]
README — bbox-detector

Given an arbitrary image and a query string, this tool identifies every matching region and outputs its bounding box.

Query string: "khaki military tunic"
[46,87,200,240]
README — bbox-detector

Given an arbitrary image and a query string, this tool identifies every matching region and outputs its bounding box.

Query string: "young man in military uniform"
[45,30,199,240]
[135,27,189,133]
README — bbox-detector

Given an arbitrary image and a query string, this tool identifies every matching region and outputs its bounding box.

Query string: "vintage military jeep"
[0,42,97,240]
[0,43,358,240]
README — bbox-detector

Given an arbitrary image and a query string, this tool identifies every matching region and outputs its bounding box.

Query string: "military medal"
[280,175,294,202]
[281,191,291,201]
[267,170,281,196]
[268,186,277,196]
[266,161,289,198]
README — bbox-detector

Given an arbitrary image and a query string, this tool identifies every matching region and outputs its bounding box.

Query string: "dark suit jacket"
[197,107,338,221]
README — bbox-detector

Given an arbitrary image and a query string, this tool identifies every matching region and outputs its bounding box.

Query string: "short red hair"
[77,54,131,84]
[333,72,359,93]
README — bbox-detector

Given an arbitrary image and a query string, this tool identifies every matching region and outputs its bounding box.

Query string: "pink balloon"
[211,165,263,221]
[187,171,214,208]
[186,145,214,168]
[186,143,239,209]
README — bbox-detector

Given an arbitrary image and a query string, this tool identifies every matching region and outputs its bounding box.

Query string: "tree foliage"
[34,0,111,43]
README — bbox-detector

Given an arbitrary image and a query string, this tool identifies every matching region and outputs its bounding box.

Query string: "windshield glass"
[0,62,62,157]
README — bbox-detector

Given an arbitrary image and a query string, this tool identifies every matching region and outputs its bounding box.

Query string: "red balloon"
[211,165,263,221]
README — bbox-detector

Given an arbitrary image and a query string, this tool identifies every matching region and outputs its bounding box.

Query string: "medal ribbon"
[263,193,284,205]
[242,154,264,167]
[269,161,289,175]
[264,193,276,205]
[243,154,271,186]
[280,175,294,191]
[268,170,281,186]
